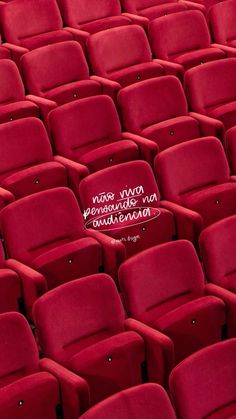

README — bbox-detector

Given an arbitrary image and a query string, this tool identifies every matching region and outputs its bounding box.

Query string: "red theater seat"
[0,60,39,124]
[170,339,236,419]
[209,0,236,54]
[33,274,174,404]
[224,126,236,173]
[0,241,21,314]
[149,10,225,73]
[21,41,105,107]
[0,312,89,419]
[0,0,73,57]
[48,95,158,171]
[79,383,176,419]
[56,0,148,44]
[118,76,223,152]
[119,240,227,364]
[87,25,170,91]
[120,0,205,20]
[79,160,176,259]
[185,58,236,130]
[0,187,126,318]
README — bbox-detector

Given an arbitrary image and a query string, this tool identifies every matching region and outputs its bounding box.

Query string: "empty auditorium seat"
[79,383,176,419]
[0,60,39,123]
[185,58,236,130]
[119,240,227,364]
[155,137,236,242]
[120,0,205,20]
[56,0,148,44]
[209,0,236,55]
[20,41,107,107]
[48,95,158,171]
[0,187,126,318]
[33,274,174,404]
[149,11,225,73]
[0,312,89,419]
[170,339,236,419]
[118,76,224,152]
[0,0,74,58]
[0,241,22,314]
[87,25,175,91]
[79,160,176,258]
[0,118,70,200]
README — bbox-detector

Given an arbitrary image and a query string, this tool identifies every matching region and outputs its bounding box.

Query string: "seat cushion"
[21,30,73,50]
[45,80,102,106]
[69,331,145,405]
[208,101,236,130]
[139,2,187,19]
[181,182,236,227]
[142,115,200,151]
[1,162,67,199]
[80,16,131,34]
[109,62,165,87]
[173,47,225,71]
[79,139,139,172]
[0,372,60,419]
[32,238,103,289]
[0,101,39,124]
[154,296,225,363]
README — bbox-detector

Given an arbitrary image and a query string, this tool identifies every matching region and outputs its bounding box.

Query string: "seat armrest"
[153,58,183,79]
[188,112,225,139]
[211,43,236,58]
[54,155,89,197]
[122,13,149,30]
[40,358,90,418]
[90,75,120,101]
[121,132,158,165]
[26,95,57,123]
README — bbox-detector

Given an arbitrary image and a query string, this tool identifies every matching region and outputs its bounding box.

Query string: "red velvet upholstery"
[33,274,173,404]
[0,118,68,199]
[0,60,39,123]
[120,0,191,19]
[149,11,225,71]
[56,0,133,34]
[1,0,73,51]
[119,240,226,364]
[80,383,176,419]
[79,160,176,258]
[0,312,89,419]
[118,76,221,152]
[0,187,110,316]
[209,0,236,47]
[48,95,147,172]
[200,215,236,293]
[0,34,10,60]
[0,241,21,314]
[87,25,165,88]
[185,58,236,130]
[170,339,236,419]
[21,41,102,106]
[155,137,236,229]
[224,126,236,173]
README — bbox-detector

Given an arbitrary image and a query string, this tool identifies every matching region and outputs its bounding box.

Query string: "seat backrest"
[87,25,152,77]
[210,0,236,44]
[0,60,25,104]
[33,274,125,363]
[200,215,236,289]
[49,95,122,160]
[57,0,121,26]
[0,187,84,264]
[119,240,205,323]
[79,160,160,232]
[155,137,230,202]
[0,312,39,388]
[118,76,188,134]
[185,58,236,113]
[170,339,236,419]
[1,0,63,45]
[21,41,89,96]
[121,0,167,13]
[149,11,211,60]
[80,383,176,419]
[0,118,52,181]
